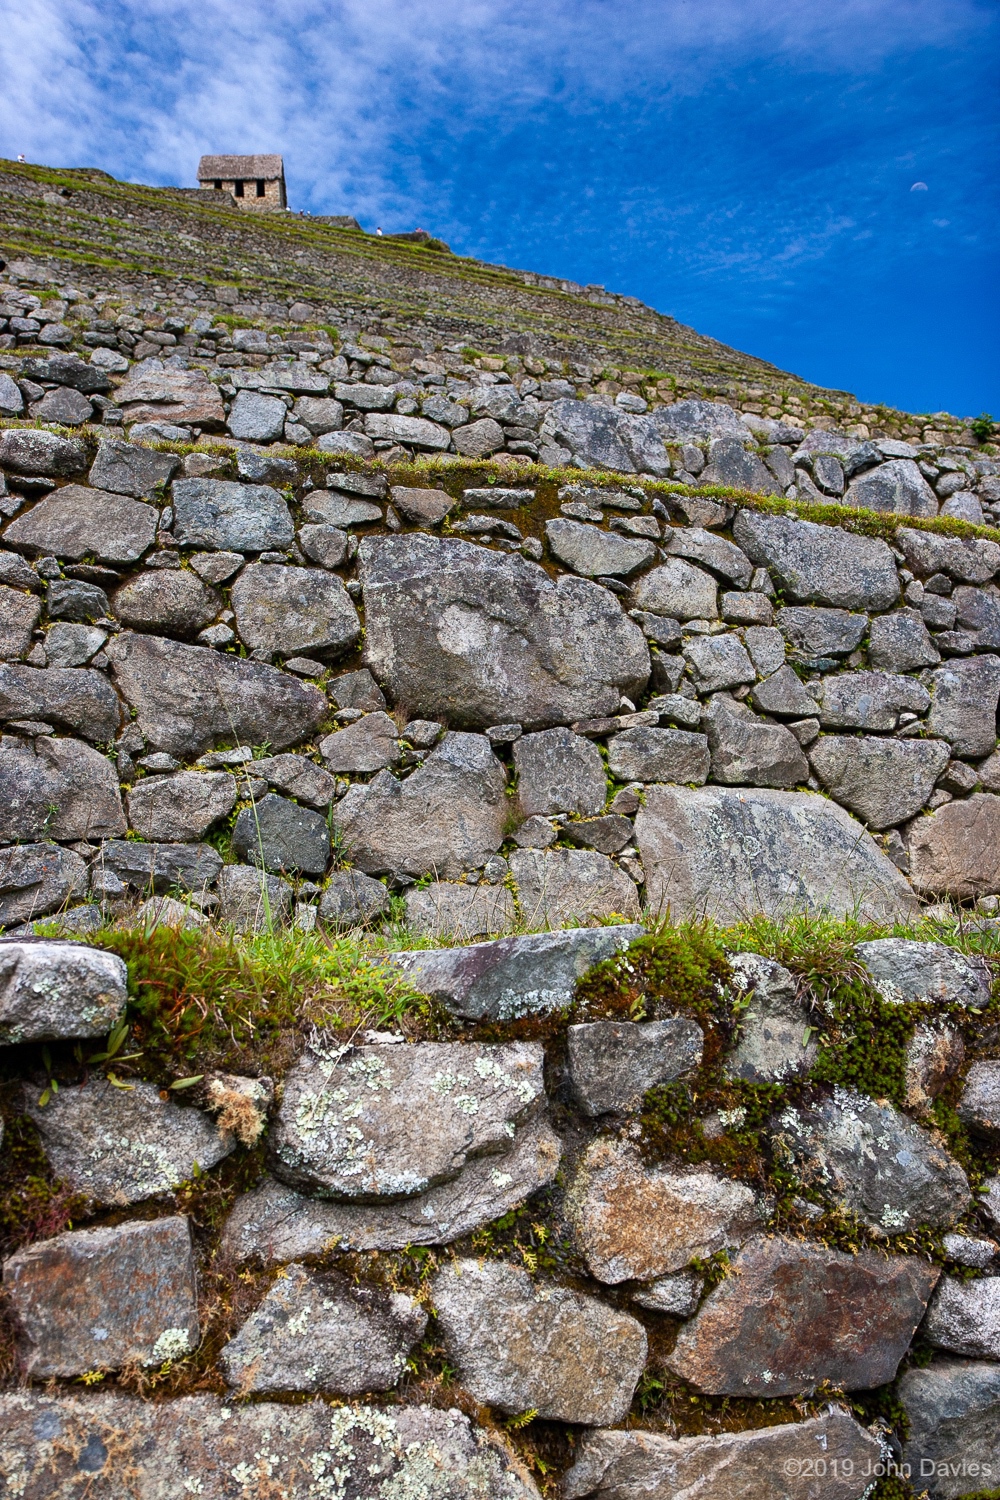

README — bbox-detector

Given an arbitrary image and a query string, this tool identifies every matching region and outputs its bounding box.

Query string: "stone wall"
[1,263,999,1499]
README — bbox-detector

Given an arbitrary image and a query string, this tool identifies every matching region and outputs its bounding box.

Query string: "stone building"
[197,154,287,211]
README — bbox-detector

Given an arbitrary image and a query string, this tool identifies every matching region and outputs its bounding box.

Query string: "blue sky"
[2,0,997,417]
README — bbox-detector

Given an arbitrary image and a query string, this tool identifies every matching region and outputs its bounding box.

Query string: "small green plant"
[971,413,995,443]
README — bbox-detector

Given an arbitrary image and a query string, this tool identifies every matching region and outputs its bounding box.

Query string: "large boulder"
[668,1235,938,1395]
[98,839,222,894]
[0,1393,541,1500]
[358,533,649,728]
[702,695,809,787]
[541,398,671,476]
[908,794,1000,898]
[0,844,87,929]
[4,486,157,563]
[23,1077,234,1205]
[562,1413,882,1500]
[0,734,125,843]
[664,526,754,587]
[699,437,780,494]
[3,1217,198,1377]
[816,670,929,731]
[432,1257,647,1424]
[106,633,326,756]
[219,1264,427,1394]
[389,924,645,1021]
[652,399,752,443]
[899,1359,1000,1500]
[319,712,400,774]
[772,1088,970,1232]
[606,726,710,784]
[509,847,641,926]
[231,563,360,657]
[0,664,120,742]
[170,478,294,552]
[232,792,330,875]
[634,784,918,924]
[224,1116,561,1259]
[776,605,869,657]
[333,731,507,879]
[732,511,899,610]
[809,734,950,828]
[568,1139,761,1282]
[897,525,1000,585]
[269,1038,545,1198]
[630,557,718,620]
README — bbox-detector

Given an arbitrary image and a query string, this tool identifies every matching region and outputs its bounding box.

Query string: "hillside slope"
[0,158,964,442]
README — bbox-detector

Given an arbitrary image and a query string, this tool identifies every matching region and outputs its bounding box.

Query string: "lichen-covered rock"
[809,734,949,829]
[562,1411,882,1500]
[115,364,227,426]
[269,1038,545,1198]
[432,1257,647,1424]
[732,511,899,610]
[702,695,809,787]
[844,457,939,516]
[908,794,1000,898]
[0,585,40,661]
[4,486,157,563]
[513,727,607,816]
[630,557,719,620]
[126,771,236,842]
[667,1235,938,1395]
[635,784,918,923]
[319,712,400,773]
[816,670,929,731]
[0,1392,542,1500]
[567,1139,762,1283]
[776,605,869,657]
[88,438,179,498]
[606,725,710,784]
[389,924,645,1021]
[2,1217,198,1376]
[232,792,330,875]
[98,839,222,893]
[957,1061,1000,1143]
[772,1087,970,1232]
[924,1276,1000,1360]
[0,664,120,742]
[545,519,655,577]
[0,844,87,929]
[664,526,753,587]
[653,398,752,443]
[231,563,360,657]
[253,753,338,808]
[23,1077,234,1205]
[359,533,649,728]
[404,881,516,940]
[724,952,816,1082]
[0,734,125,842]
[113,569,222,635]
[0,941,126,1046]
[567,1019,704,1114]
[216,863,293,932]
[219,1263,427,1394]
[333,731,507,879]
[170,477,294,552]
[509,846,641,927]
[926,657,1000,758]
[541,398,670,476]
[899,1358,1000,1500]
[106,633,326,756]
[856,938,992,1008]
[223,1117,562,1259]
[318,869,391,927]
[683,633,756,692]
[0,426,87,475]
[897,525,1000,584]
[868,608,941,671]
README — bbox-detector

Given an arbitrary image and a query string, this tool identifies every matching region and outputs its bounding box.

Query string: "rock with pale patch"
[0,941,126,1047]
[567,1019,704,1115]
[724,952,817,1082]
[432,1257,647,1424]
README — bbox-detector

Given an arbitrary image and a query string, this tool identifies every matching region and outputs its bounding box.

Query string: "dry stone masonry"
[1,210,1000,1500]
